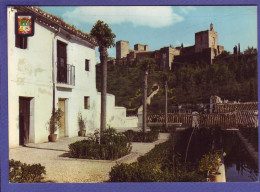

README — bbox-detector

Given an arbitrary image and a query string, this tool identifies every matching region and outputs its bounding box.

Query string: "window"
[15,36,27,49]
[85,59,90,71]
[84,96,90,109]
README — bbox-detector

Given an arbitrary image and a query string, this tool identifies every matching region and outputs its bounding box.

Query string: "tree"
[90,20,116,142]
[244,46,257,55]
[161,72,169,130]
[138,58,156,139]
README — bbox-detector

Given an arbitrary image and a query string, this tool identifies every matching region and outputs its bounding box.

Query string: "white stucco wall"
[53,34,99,137]
[8,8,53,147]
[8,7,98,147]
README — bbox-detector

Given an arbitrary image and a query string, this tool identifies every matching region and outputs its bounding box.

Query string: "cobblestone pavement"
[9,133,170,183]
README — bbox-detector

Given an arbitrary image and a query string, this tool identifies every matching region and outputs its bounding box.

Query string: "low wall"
[96,93,138,130]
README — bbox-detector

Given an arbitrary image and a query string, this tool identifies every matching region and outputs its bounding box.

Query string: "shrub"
[150,125,169,133]
[137,138,172,170]
[173,171,206,182]
[9,159,46,183]
[69,128,132,160]
[109,163,173,182]
[123,129,159,142]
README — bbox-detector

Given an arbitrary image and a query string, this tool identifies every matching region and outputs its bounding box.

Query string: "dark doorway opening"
[57,40,67,84]
[19,97,31,145]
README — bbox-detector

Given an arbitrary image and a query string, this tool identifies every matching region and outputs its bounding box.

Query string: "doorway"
[19,97,31,145]
[58,99,66,138]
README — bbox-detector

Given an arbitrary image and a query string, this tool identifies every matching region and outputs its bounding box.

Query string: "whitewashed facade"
[8,6,137,148]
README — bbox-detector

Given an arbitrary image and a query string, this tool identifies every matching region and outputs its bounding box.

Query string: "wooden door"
[58,99,66,138]
[19,98,30,145]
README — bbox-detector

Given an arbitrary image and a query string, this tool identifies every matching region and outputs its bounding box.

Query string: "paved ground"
[9,133,170,183]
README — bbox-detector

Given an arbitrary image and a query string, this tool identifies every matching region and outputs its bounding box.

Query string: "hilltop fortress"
[113,23,224,70]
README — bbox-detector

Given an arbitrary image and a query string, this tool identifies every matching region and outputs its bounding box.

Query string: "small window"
[15,36,27,49]
[85,59,90,71]
[84,96,90,109]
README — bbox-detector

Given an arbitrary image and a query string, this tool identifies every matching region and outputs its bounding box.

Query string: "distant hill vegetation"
[96,47,257,114]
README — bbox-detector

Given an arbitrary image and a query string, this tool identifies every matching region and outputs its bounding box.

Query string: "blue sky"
[41,6,257,60]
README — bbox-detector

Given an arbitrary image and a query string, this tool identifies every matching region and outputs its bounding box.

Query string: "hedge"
[69,128,132,160]
[123,129,159,142]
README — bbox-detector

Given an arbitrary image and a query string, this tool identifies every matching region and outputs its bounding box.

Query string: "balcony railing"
[57,64,75,86]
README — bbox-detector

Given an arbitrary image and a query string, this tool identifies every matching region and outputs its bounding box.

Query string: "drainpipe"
[52,28,60,116]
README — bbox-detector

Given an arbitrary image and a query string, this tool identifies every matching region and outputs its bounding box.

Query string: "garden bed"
[109,133,206,182]
[69,128,132,160]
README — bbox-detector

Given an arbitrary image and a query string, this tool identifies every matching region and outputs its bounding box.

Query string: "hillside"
[96,48,258,114]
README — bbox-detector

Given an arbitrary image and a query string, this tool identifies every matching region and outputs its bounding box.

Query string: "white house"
[8,6,137,148]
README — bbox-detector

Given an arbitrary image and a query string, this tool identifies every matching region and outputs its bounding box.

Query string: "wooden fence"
[148,111,258,128]
[214,102,258,113]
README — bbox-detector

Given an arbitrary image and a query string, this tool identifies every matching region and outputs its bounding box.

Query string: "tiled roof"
[15,6,98,46]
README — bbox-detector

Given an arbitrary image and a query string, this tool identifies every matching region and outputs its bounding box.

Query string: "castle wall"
[135,51,154,62]
[173,48,212,67]
[134,44,149,51]
[181,45,195,55]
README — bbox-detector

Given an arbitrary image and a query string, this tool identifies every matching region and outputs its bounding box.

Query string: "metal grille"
[57,64,75,86]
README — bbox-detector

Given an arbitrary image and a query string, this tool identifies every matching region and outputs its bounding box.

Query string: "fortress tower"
[195,23,218,53]
[116,40,130,59]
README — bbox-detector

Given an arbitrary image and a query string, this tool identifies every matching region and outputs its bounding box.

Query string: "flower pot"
[209,172,222,182]
[48,134,57,142]
[78,130,86,137]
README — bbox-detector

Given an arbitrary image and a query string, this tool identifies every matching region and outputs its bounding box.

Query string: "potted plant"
[198,152,221,182]
[47,108,63,142]
[78,112,86,136]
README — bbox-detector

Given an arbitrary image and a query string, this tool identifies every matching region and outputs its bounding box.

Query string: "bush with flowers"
[198,152,221,174]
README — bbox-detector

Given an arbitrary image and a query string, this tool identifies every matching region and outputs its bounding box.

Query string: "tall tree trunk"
[100,47,108,142]
[142,70,148,140]
[165,80,168,130]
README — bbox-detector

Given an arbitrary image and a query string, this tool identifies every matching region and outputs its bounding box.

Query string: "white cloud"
[63,6,184,28]
[174,40,191,47]
[179,6,196,15]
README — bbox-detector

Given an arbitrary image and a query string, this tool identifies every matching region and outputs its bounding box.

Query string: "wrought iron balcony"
[57,64,75,86]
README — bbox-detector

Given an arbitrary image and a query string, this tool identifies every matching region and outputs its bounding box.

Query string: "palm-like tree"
[90,20,116,141]
[161,73,168,130]
[138,58,156,140]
